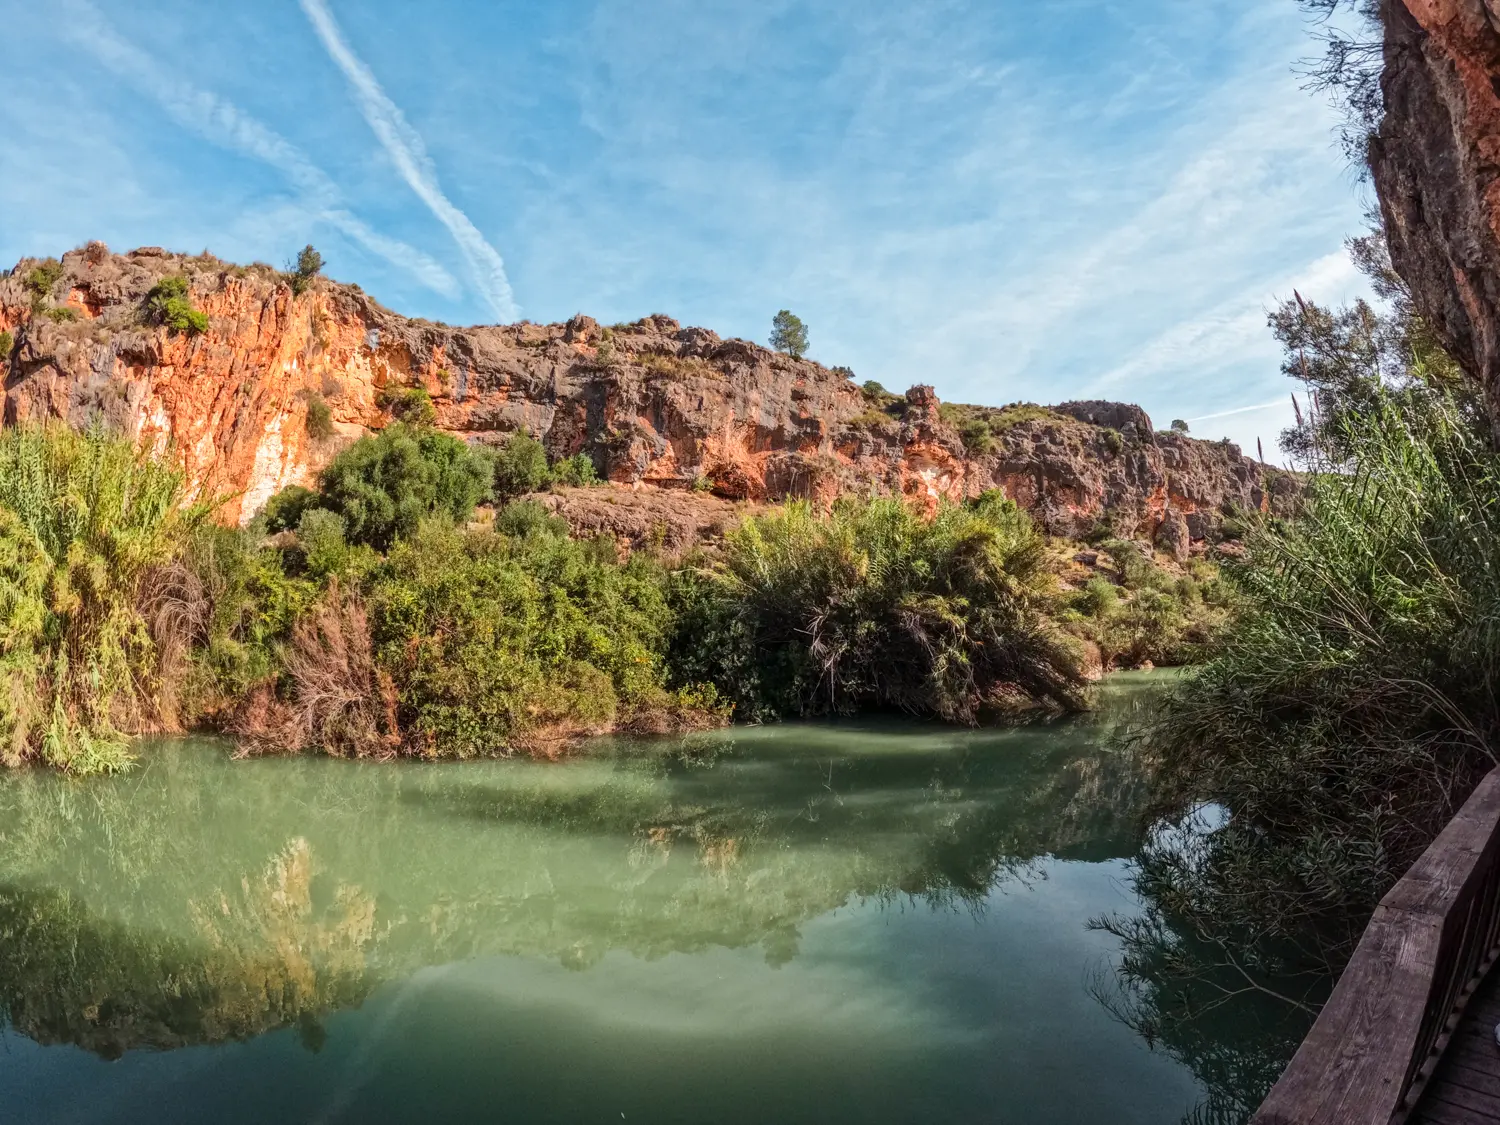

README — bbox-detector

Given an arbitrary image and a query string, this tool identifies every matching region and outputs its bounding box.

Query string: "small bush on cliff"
[487,431,552,501]
[0,331,12,357]
[553,452,599,487]
[668,495,1086,722]
[23,259,62,299]
[380,386,437,426]
[316,424,492,550]
[145,276,209,335]
[770,310,809,358]
[287,245,324,296]
[0,425,192,773]
[305,394,335,440]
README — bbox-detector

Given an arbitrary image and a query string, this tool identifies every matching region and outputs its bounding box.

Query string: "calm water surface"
[0,674,1287,1124]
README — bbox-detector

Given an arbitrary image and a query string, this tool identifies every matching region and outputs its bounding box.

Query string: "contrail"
[1185,398,1287,423]
[299,0,519,322]
[60,0,461,300]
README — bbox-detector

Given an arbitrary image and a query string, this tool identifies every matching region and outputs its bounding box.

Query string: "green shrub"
[1061,541,1227,669]
[44,307,78,323]
[295,508,350,579]
[23,259,62,298]
[317,424,492,550]
[959,418,995,455]
[552,452,599,487]
[145,276,209,334]
[1136,396,1500,970]
[288,245,323,296]
[0,330,12,356]
[487,431,552,501]
[668,495,1086,723]
[0,425,190,772]
[174,521,319,709]
[364,518,722,756]
[260,485,321,534]
[849,407,895,430]
[861,380,890,400]
[380,386,436,426]
[305,394,335,440]
[1072,576,1119,619]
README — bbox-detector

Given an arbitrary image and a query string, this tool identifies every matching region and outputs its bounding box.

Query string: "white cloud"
[57,0,460,299]
[298,0,518,322]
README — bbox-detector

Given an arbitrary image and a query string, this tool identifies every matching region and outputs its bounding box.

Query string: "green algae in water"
[0,675,1294,1124]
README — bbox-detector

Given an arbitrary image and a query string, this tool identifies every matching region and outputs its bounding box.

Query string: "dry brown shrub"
[232,582,399,758]
[136,557,211,729]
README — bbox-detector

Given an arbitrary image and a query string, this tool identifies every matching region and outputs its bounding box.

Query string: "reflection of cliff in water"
[0,676,1163,1056]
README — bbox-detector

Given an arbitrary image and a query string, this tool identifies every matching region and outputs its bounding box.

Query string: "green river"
[0,674,1307,1123]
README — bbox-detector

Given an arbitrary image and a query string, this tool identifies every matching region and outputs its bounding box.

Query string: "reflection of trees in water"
[1091,852,1332,1123]
[0,839,379,1058]
[0,683,1168,1056]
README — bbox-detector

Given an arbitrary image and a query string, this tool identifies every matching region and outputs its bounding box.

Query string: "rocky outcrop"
[1372,0,1500,432]
[1,244,1294,540]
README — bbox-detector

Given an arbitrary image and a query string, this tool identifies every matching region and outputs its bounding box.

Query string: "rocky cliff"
[0,244,1294,549]
[1373,0,1500,431]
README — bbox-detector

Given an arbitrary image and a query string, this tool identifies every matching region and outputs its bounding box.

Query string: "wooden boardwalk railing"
[1253,768,1500,1124]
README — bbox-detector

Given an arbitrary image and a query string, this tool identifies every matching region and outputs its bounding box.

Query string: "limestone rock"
[1373,1,1500,434]
[0,245,1296,539]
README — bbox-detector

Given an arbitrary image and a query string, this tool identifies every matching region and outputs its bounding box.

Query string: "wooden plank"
[1437,1060,1500,1099]
[1416,1099,1500,1125]
[1252,912,1444,1124]
[1439,1031,1500,1073]
[1252,768,1500,1124]
[1423,1084,1500,1123]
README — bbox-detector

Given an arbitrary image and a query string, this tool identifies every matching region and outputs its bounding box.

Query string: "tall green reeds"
[0,426,190,772]
[1136,396,1500,968]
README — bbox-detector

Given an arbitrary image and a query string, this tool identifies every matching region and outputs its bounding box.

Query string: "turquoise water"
[0,675,1277,1123]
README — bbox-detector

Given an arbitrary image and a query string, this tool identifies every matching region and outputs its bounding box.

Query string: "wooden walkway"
[1415,966,1500,1124]
[1253,768,1500,1124]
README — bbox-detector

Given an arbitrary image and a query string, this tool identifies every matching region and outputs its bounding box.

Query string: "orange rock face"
[1,245,1293,541]
[1373,1,1500,432]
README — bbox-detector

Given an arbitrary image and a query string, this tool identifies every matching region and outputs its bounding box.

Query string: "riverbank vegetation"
[1111,236,1497,1004]
[0,422,1160,773]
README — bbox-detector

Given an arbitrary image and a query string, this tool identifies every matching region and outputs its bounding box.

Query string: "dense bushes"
[313,424,491,549]
[668,494,1087,723]
[1124,247,1499,979]
[0,423,1128,771]
[1136,398,1500,969]
[486,431,599,500]
[144,276,209,334]
[0,426,191,772]
[1060,543,1232,669]
[361,513,721,757]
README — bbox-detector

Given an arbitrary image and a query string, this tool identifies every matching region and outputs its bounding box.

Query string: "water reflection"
[0,674,1308,1124]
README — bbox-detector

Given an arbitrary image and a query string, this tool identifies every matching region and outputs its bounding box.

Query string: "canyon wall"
[0,244,1293,546]
[1373,0,1500,431]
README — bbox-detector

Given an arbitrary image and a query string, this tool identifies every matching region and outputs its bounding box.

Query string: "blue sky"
[0,0,1368,459]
